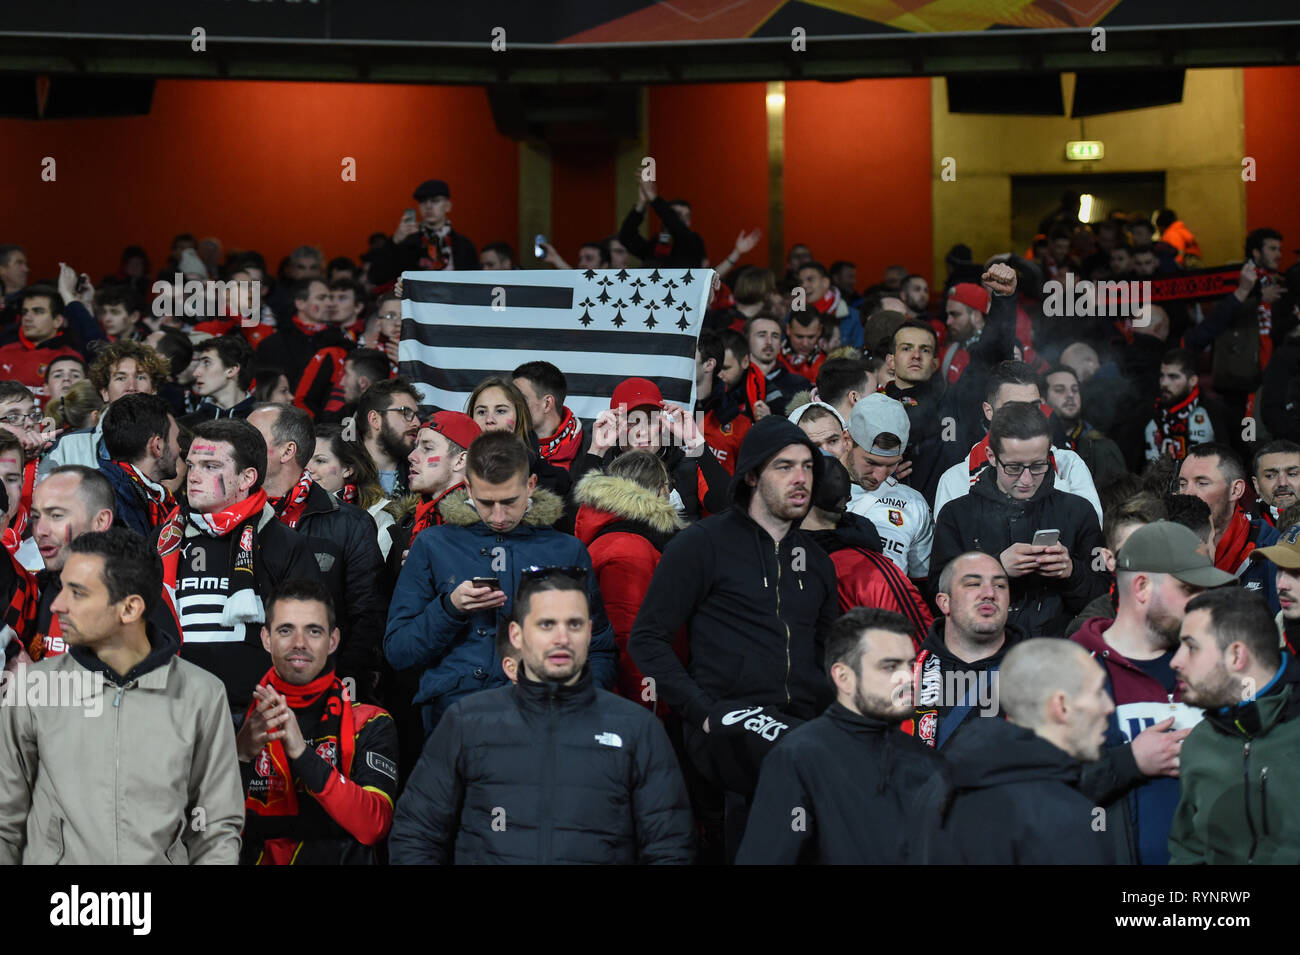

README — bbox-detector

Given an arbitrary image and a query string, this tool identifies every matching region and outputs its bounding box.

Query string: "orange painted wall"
[1243,67,1300,260]
[784,78,933,283]
[0,79,519,281]
[646,83,770,269]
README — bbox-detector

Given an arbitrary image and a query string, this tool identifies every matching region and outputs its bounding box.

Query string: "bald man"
[914,638,1116,864]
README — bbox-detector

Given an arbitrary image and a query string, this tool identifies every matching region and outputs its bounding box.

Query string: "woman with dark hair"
[251,364,294,405]
[309,423,397,559]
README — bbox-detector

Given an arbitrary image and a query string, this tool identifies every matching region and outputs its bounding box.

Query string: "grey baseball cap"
[1116,521,1237,588]
[848,393,910,457]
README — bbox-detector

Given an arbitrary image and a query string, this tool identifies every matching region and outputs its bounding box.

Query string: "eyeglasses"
[519,565,589,584]
[379,311,402,322]
[995,459,1050,477]
[0,411,42,427]
[384,407,419,422]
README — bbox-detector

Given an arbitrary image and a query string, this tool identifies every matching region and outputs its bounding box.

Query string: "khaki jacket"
[0,634,244,864]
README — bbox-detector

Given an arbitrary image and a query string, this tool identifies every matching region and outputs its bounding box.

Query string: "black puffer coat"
[389,667,693,864]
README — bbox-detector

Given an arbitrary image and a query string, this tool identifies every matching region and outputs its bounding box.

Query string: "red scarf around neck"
[245,666,356,864]
[339,483,359,505]
[1215,507,1255,577]
[811,286,841,315]
[292,313,329,337]
[159,490,267,591]
[539,407,582,468]
[411,481,464,543]
[269,471,314,530]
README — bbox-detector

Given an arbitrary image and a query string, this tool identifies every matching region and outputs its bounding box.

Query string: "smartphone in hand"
[1031,529,1060,548]
[470,576,502,591]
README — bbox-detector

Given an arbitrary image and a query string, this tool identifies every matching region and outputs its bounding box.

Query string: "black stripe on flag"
[402,360,692,404]
[400,320,697,359]
[405,279,573,310]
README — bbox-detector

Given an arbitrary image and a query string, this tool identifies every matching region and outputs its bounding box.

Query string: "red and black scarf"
[3,549,38,658]
[539,407,583,468]
[411,481,464,543]
[418,222,455,271]
[159,491,267,615]
[780,338,826,370]
[1151,386,1199,459]
[114,461,177,530]
[245,667,356,865]
[269,471,314,530]
[4,458,38,552]
[1215,507,1257,578]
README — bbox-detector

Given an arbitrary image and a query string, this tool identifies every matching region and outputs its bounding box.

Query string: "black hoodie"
[629,417,839,729]
[911,617,1027,750]
[737,701,939,864]
[912,716,1116,864]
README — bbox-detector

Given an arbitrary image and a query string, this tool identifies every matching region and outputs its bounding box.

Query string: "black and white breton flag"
[397,268,713,421]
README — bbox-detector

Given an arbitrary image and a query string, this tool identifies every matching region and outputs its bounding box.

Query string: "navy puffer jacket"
[384,486,617,731]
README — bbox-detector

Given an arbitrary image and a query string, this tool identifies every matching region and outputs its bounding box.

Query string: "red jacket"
[809,514,933,641]
[573,471,686,716]
[0,335,81,403]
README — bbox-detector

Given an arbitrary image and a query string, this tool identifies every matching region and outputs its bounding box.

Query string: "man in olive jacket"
[0,529,243,864]
[1170,587,1300,864]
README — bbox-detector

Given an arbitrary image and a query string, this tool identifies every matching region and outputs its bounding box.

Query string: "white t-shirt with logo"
[848,477,933,579]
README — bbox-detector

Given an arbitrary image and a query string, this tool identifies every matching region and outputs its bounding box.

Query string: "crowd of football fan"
[1,176,1299,865]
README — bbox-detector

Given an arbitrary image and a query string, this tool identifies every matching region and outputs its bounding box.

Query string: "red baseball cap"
[424,411,481,451]
[610,377,663,412]
[948,282,991,314]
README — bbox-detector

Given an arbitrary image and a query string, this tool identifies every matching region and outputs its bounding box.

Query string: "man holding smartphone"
[931,401,1106,637]
[384,430,616,736]
[368,179,478,286]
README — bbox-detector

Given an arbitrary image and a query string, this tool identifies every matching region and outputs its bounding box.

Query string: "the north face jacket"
[0,625,244,864]
[389,666,693,864]
[384,486,617,733]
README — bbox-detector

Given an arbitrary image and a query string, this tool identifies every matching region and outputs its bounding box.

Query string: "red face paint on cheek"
[426,457,441,465]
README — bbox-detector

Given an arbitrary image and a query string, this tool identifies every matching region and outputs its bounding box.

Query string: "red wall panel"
[1243,67,1300,261]
[0,79,518,282]
[646,83,770,270]
[783,78,933,284]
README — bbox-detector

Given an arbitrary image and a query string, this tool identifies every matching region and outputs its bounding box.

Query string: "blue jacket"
[97,459,156,539]
[384,486,617,731]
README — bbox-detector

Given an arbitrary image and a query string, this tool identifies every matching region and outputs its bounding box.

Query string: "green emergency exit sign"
[1066,140,1104,161]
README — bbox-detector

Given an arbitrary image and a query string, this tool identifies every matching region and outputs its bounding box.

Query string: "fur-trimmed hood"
[439,484,565,529]
[573,471,686,541]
